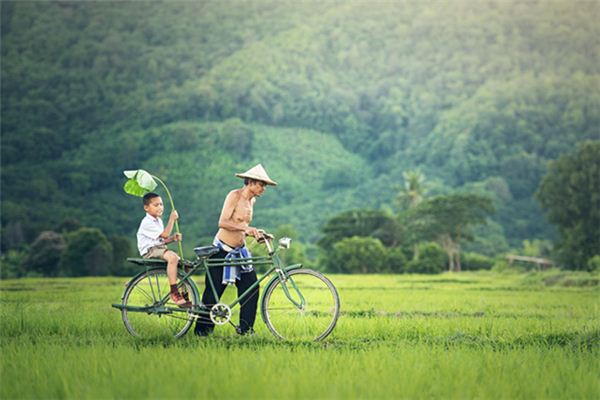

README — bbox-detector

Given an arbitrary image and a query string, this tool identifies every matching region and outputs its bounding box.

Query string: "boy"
[137,192,188,306]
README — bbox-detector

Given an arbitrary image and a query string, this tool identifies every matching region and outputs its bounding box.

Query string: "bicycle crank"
[209,303,232,325]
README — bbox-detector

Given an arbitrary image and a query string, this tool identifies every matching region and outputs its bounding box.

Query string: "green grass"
[1,271,599,399]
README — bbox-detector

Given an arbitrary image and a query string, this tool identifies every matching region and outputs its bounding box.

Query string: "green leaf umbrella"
[123,169,183,258]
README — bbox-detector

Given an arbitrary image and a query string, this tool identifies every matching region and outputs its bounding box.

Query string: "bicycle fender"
[283,263,304,272]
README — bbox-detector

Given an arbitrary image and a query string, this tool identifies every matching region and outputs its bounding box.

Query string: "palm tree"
[396,170,427,211]
[395,170,428,261]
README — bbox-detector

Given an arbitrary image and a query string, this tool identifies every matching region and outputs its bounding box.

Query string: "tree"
[22,231,66,276]
[405,242,446,274]
[396,170,427,211]
[536,141,600,270]
[386,246,408,273]
[60,228,113,276]
[108,235,135,276]
[395,169,428,259]
[318,209,399,250]
[405,193,495,271]
[327,236,387,273]
[1,220,25,250]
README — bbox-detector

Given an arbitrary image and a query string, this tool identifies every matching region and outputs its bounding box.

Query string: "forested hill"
[1,0,599,253]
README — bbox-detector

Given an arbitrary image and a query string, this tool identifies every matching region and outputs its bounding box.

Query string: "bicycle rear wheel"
[261,268,340,341]
[121,268,199,339]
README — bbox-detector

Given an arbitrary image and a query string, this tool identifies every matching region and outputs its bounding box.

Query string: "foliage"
[1,220,25,249]
[327,236,387,273]
[396,170,427,211]
[405,242,446,274]
[385,246,408,273]
[462,220,510,256]
[273,225,307,267]
[1,0,599,258]
[318,209,399,250]
[520,239,553,258]
[491,260,526,274]
[107,235,137,276]
[587,256,600,272]
[122,169,158,197]
[0,249,28,279]
[22,231,66,277]
[60,228,113,276]
[460,252,494,271]
[403,193,495,271]
[536,141,600,270]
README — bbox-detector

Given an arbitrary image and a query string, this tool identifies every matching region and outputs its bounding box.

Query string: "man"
[195,164,277,336]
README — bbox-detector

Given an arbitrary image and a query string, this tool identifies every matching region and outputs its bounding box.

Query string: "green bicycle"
[112,234,340,341]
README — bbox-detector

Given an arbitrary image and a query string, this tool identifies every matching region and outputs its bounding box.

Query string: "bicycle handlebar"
[257,229,275,254]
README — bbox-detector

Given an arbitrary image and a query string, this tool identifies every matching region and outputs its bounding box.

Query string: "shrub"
[491,260,526,273]
[586,255,600,272]
[0,249,28,279]
[327,236,386,273]
[108,235,137,276]
[406,242,446,274]
[60,228,113,276]
[22,231,66,276]
[461,252,494,271]
[386,246,407,273]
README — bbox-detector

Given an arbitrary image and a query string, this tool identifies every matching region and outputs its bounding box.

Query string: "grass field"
[1,270,598,399]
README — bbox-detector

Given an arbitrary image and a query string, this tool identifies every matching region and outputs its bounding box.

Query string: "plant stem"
[152,175,183,258]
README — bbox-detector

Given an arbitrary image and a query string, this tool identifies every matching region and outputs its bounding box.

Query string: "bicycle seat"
[194,246,220,258]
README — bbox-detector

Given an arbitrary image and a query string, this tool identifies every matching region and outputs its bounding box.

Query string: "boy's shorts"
[143,245,168,259]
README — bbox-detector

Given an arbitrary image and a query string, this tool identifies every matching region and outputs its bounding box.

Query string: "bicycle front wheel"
[261,269,340,341]
[121,268,200,339]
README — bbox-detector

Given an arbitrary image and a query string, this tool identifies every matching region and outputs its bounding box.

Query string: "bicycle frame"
[113,239,306,322]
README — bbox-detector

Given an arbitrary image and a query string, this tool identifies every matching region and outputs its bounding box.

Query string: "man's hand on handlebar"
[244,226,260,238]
[256,229,274,243]
[245,227,273,243]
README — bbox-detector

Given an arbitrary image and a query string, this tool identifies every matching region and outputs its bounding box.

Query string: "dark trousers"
[194,249,259,334]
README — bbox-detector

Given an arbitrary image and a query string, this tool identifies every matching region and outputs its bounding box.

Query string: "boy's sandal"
[170,292,192,308]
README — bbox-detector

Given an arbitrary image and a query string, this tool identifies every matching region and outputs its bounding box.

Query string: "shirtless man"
[195,164,277,336]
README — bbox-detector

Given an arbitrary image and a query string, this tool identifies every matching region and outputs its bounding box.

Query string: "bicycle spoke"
[262,269,339,341]
[121,269,199,338]
[131,285,155,304]
[155,273,162,300]
[145,274,158,303]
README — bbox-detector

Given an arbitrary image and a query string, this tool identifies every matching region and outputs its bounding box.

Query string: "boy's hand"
[169,210,179,221]
[173,233,183,242]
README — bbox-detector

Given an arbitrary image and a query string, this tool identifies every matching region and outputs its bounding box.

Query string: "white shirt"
[137,213,165,256]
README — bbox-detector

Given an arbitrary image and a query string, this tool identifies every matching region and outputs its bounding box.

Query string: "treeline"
[286,142,600,274]
[1,1,599,273]
[4,141,598,278]
[0,221,136,279]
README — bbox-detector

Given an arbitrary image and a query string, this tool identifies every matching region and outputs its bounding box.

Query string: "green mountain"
[1,0,599,254]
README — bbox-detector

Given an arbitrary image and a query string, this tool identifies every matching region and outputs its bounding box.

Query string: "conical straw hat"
[235,164,277,186]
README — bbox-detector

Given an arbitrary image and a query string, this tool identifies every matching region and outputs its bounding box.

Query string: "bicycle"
[112,234,340,341]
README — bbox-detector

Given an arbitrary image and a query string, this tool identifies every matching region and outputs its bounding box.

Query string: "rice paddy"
[1,270,598,399]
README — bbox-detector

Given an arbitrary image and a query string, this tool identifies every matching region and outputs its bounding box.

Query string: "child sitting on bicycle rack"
[136,192,188,306]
